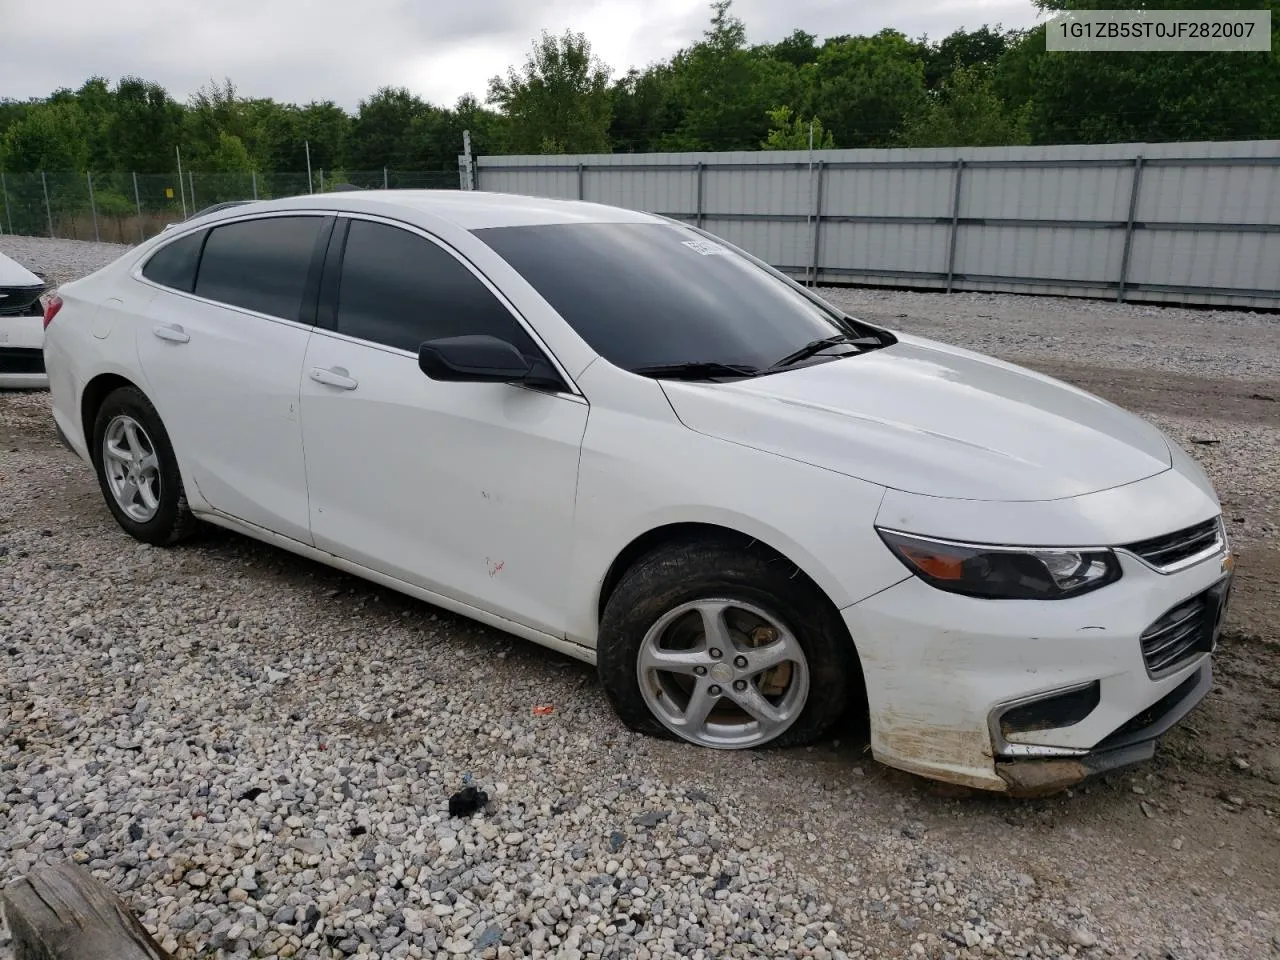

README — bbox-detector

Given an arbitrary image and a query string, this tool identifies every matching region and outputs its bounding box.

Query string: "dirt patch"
[1016,359,1280,427]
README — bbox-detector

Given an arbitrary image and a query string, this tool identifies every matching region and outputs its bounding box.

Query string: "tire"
[91,386,198,546]
[597,537,858,750]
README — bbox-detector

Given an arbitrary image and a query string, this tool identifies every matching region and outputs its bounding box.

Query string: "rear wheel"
[597,538,856,749]
[91,386,197,545]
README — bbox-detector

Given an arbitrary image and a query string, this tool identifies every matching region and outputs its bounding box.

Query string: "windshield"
[473,221,872,375]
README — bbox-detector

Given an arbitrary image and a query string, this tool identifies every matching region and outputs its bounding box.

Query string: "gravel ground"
[2,237,1279,960]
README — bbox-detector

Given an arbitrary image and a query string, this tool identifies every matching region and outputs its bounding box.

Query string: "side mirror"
[418,335,533,383]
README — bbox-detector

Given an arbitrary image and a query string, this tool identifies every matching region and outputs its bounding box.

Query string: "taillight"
[43,294,63,329]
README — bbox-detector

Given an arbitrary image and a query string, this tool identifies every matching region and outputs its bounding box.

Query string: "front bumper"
[992,661,1212,796]
[841,548,1230,794]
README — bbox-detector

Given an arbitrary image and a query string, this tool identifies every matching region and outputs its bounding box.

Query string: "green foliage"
[760,106,835,150]
[808,30,929,147]
[210,131,253,172]
[92,189,137,217]
[487,29,612,154]
[1,101,90,172]
[900,64,1031,147]
[660,2,802,150]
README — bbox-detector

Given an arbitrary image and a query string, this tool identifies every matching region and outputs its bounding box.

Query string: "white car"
[42,191,1232,795]
[0,249,48,389]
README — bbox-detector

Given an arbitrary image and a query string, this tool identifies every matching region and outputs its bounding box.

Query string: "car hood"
[659,333,1172,502]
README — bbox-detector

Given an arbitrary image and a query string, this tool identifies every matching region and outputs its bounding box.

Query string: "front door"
[299,217,588,636]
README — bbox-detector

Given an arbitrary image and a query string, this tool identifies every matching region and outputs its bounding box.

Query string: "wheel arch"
[80,372,143,449]
[597,521,847,629]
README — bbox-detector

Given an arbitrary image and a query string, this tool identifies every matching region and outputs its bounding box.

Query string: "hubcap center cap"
[710,662,734,683]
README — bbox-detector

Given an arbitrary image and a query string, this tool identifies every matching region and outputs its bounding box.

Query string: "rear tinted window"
[194,216,324,321]
[142,230,205,292]
[336,219,538,355]
[474,222,846,371]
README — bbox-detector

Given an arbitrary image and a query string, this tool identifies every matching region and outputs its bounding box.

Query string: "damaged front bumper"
[991,661,1212,797]
[841,546,1230,795]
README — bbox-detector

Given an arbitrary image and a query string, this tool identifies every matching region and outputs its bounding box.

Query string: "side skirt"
[192,508,599,666]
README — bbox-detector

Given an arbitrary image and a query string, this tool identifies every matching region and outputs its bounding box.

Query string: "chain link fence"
[0,169,462,244]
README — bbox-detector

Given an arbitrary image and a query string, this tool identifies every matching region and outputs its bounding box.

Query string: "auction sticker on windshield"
[683,239,730,256]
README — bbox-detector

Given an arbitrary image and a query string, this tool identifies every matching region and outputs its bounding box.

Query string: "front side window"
[335,219,538,356]
[474,221,883,375]
[194,215,324,321]
[141,229,205,292]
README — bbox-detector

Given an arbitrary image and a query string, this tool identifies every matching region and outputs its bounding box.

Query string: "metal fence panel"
[473,140,1280,308]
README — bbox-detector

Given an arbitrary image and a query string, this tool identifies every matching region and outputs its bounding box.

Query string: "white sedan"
[42,191,1232,795]
[0,249,49,389]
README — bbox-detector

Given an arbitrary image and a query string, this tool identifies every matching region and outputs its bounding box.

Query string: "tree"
[760,106,834,149]
[809,30,928,147]
[923,26,1012,89]
[900,64,1030,147]
[350,87,425,169]
[766,29,819,69]
[109,78,183,173]
[662,1,802,150]
[487,29,612,154]
[0,101,90,172]
[609,65,683,153]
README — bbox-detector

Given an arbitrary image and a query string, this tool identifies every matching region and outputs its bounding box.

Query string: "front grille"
[1124,517,1221,571]
[1140,583,1225,675]
[0,347,45,375]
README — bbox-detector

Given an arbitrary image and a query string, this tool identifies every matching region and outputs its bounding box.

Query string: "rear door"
[299,215,588,635]
[135,212,333,543]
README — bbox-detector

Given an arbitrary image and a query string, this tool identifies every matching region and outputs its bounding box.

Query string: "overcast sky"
[2,0,1044,111]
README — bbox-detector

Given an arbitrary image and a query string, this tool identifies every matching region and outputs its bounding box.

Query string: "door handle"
[309,366,358,390]
[152,322,190,344]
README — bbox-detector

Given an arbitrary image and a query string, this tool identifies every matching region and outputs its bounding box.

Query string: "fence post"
[252,170,258,200]
[319,168,325,193]
[176,146,187,218]
[383,167,389,190]
[131,172,144,243]
[42,171,54,238]
[1,173,11,236]
[462,130,475,190]
[695,162,704,228]
[305,140,313,193]
[188,171,195,212]
[1117,155,1145,303]
[87,171,100,242]
[577,163,585,201]
[809,161,826,287]
[945,158,965,294]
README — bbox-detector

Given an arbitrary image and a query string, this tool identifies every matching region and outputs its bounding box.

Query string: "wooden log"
[1,862,171,960]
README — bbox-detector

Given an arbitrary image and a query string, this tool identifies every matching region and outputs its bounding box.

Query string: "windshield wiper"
[768,333,885,371]
[631,361,761,381]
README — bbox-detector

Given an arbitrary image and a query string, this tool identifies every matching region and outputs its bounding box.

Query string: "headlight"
[876,529,1122,600]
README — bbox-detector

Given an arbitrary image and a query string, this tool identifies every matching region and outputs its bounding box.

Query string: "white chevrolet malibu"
[42,191,1233,795]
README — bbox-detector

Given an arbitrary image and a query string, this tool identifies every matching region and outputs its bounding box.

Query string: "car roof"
[195,190,666,232]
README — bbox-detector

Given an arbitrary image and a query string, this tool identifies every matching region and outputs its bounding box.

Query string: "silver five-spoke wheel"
[102,414,162,523]
[636,598,810,749]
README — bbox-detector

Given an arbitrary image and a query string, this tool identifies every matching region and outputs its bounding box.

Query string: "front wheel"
[597,539,857,749]
[91,386,197,546]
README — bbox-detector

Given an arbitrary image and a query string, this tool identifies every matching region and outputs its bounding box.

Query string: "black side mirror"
[418,335,533,382]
